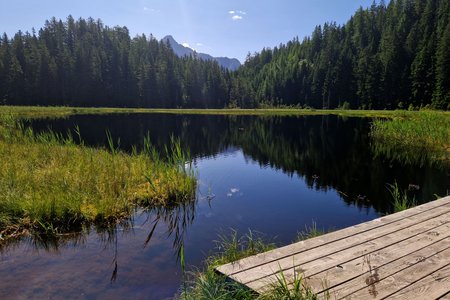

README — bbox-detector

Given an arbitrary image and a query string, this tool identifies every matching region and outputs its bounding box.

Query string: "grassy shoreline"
[0,114,196,241]
[3,105,449,119]
[180,230,321,300]
[371,111,450,166]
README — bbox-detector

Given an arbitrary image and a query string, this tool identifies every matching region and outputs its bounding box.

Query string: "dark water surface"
[1,114,449,299]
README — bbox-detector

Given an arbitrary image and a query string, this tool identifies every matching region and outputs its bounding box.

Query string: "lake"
[1,114,448,299]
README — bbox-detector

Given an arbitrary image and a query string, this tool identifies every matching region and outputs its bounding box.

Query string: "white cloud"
[144,7,159,12]
[182,42,195,50]
[229,9,246,21]
[196,43,203,46]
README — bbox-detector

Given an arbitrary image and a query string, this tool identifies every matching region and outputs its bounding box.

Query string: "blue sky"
[1,0,375,62]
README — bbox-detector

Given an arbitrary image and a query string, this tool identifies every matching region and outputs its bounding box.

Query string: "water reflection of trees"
[31,114,450,214]
[225,116,449,213]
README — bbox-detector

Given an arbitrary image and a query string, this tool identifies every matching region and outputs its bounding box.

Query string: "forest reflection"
[31,114,450,214]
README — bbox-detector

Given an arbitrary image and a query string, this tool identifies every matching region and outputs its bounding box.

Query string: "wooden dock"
[216,196,450,299]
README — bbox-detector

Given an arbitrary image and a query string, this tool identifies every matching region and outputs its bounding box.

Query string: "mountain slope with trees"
[232,0,450,109]
[0,16,231,108]
[162,35,241,71]
[0,0,449,109]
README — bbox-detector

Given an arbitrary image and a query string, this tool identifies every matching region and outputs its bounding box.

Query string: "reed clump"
[387,182,416,213]
[296,222,327,242]
[0,114,196,240]
[370,111,450,166]
[180,230,319,300]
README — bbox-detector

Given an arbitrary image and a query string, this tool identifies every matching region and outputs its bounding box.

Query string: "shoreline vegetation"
[0,113,196,242]
[2,105,450,118]
[2,106,448,166]
[371,111,450,166]
[180,181,423,300]
[180,230,322,300]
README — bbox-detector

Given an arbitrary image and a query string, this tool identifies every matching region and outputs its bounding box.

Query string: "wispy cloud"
[229,10,246,21]
[143,7,159,12]
[182,42,195,50]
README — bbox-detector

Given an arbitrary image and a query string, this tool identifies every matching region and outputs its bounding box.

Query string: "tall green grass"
[2,105,436,119]
[0,114,196,240]
[387,182,416,213]
[296,222,326,241]
[179,230,319,300]
[371,111,450,166]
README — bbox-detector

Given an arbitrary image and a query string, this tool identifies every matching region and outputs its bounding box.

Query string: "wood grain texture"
[216,196,450,276]
[215,196,450,299]
[240,211,450,290]
[313,233,450,297]
[381,263,450,300]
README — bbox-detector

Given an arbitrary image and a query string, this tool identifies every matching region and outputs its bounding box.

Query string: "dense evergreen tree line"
[0,0,449,109]
[233,0,450,109]
[0,16,230,108]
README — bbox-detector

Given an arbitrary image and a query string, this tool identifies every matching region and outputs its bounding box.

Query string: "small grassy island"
[0,110,196,242]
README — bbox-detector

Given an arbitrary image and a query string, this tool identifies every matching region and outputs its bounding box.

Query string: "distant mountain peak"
[161,35,241,71]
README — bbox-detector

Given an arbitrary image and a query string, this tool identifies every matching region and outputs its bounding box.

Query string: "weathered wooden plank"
[308,235,450,295]
[217,196,450,276]
[216,196,450,298]
[248,219,450,293]
[221,201,450,283]
[317,237,450,299]
[370,263,450,300]
[231,210,450,290]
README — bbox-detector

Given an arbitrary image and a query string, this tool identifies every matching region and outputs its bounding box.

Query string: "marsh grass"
[2,105,437,119]
[388,182,416,213]
[180,230,272,300]
[296,222,327,242]
[180,230,318,300]
[371,111,450,166]
[261,268,319,300]
[0,114,196,241]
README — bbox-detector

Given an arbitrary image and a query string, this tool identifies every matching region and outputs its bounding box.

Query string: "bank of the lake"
[0,114,196,241]
[4,105,448,166]
[371,111,450,166]
[3,105,450,119]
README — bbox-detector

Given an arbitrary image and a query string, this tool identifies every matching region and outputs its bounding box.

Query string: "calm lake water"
[1,114,449,299]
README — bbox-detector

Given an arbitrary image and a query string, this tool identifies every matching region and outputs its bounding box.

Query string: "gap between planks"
[217,196,450,277]
[215,196,450,298]
[246,212,450,292]
[228,201,450,288]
